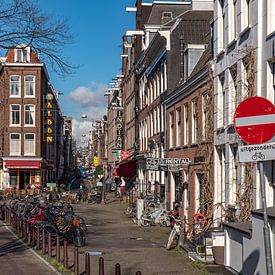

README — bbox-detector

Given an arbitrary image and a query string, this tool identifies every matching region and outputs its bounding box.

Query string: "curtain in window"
[24,134,34,155]
[10,134,20,155]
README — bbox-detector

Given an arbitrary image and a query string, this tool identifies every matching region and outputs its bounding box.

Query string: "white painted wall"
[213,0,275,221]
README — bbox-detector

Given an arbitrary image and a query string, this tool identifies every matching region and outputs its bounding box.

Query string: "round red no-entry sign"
[234,96,275,144]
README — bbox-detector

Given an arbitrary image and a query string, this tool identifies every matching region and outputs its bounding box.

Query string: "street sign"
[146,158,190,171]
[234,96,275,144]
[238,142,275,162]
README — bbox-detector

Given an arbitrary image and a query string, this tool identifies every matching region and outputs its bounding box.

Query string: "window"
[184,49,189,81]
[169,112,174,148]
[267,0,275,35]
[10,75,20,97]
[24,76,35,97]
[10,133,21,156]
[231,0,237,39]
[192,99,198,143]
[183,104,189,145]
[202,94,208,140]
[24,133,35,155]
[24,105,35,126]
[219,73,225,127]
[218,0,226,50]
[176,109,181,146]
[230,64,238,119]
[15,48,29,62]
[10,105,20,126]
[162,12,173,19]
[243,0,251,29]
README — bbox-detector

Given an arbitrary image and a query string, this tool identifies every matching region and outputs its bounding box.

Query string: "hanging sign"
[45,93,54,143]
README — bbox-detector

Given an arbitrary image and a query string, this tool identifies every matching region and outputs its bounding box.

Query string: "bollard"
[85,253,90,275]
[28,223,31,244]
[63,240,68,269]
[4,207,7,223]
[136,272,142,275]
[8,208,11,224]
[42,228,46,254]
[48,232,52,257]
[74,246,79,275]
[56,236,60,262]
[99,257,104,275]
[20,218,23,238]
[37,225,40,249]
[32,225,36,246]
[24,221,27,240]
[115,263,121,275]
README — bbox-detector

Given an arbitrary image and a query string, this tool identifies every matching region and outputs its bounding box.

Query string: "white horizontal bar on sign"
[235,114,275,127]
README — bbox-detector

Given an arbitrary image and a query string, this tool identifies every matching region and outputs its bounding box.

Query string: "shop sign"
[45,93,54,143]
[146,158,190,171]
[120,150,130,161]
[93,157,99,167]
[116,110,123,149]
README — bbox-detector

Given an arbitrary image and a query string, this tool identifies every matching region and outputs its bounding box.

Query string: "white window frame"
[202,94,208,140]
[24,133,35,156]
[15,48,30,63]
[192,99,198,144]
[24,105,35,127]
[162,12,173,19]
[169,112,174,148]
[10,104,21,126]
[176,108,181,147]
[10,133,21,156]
[230,0,238,41]
[218,73,225,128]
[267,0,275,35]
[218,0,226,51]
[183,104,189,145]
[9,75,21,97]
[242,0,251,30]
[24,75,35,97]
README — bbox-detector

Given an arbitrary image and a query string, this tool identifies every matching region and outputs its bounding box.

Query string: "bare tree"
[0,0,74,75]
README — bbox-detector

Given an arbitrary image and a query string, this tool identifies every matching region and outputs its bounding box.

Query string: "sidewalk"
[0,220,61,275]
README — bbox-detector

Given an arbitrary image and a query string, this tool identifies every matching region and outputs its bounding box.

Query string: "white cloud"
[68,82,107,108]
[72,107,107,146]
[68,82,108,146]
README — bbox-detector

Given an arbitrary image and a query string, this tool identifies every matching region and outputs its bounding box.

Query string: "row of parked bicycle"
[1,194,87,247]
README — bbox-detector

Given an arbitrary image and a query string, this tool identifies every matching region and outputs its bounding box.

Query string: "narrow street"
[70,192,210,275]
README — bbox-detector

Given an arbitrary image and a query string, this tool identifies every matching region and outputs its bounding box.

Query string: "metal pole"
[258,161,273,275]
[63,241,68,269]
[99,257,104,275]
[56,236,60,262]
[115,263,121,275]
[85,253,90,275]
[74,246,79,275]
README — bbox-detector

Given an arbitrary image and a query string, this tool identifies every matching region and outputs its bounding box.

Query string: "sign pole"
[258,161,273,275]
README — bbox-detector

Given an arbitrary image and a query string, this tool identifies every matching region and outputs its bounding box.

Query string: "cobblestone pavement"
[68,193,212,275]
[0,221,61,275]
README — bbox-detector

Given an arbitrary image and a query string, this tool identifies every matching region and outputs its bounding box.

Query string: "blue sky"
[37,0,136,144]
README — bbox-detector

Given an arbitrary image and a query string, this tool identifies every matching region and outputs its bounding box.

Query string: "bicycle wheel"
[79,217,87,233]
[73,227,85,247]
[166,228,177,250]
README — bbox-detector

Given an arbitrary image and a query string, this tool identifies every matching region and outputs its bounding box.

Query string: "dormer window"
[162,12,173,19]
[15,47,30,63]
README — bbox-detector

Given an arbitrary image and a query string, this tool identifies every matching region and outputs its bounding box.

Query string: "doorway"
[19,171,30,190]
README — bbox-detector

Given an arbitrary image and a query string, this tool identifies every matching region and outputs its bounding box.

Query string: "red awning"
[113,169,119,177]
[116,160,136,178]
[5,160,41,169]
